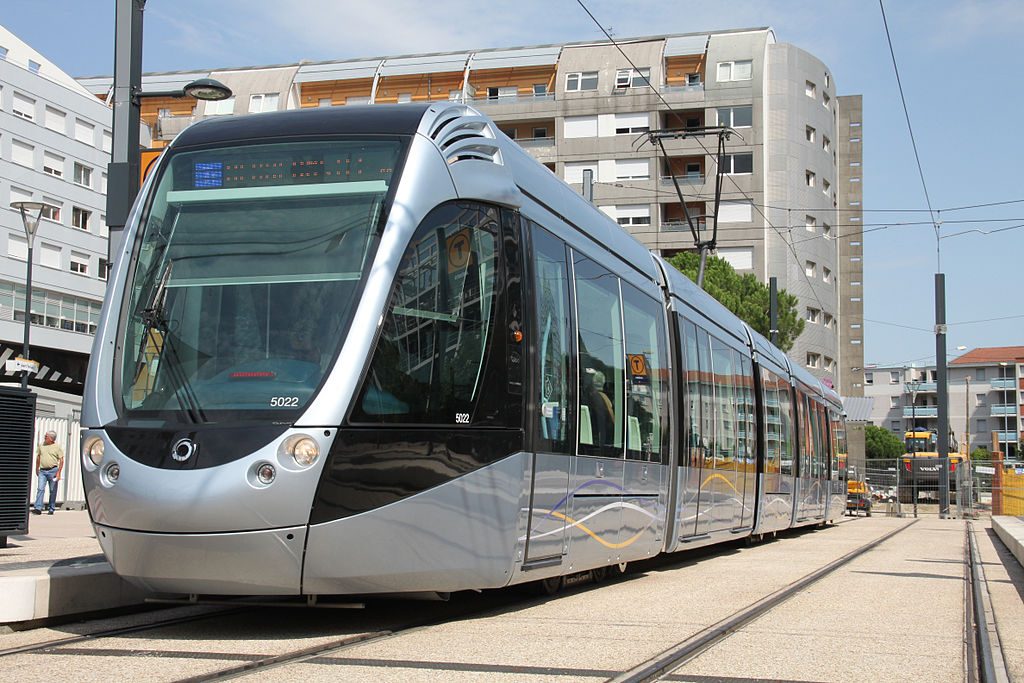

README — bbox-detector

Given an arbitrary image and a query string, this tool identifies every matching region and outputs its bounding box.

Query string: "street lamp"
[9,201,45,389]
[905,375,922,453]
[106,0,233,263]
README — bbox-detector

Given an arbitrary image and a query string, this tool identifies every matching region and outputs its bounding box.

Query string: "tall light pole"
[9,202,44,389]
[106,0,231,263]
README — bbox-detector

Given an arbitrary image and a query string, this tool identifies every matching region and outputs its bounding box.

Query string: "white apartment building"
[0,25,113,420]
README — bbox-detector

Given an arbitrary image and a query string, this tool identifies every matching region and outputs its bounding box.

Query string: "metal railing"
[516,137,555,149]
[661,84,704,94]
[902,406,938,418]
[659,174,705,186]
[991,378,1016,390]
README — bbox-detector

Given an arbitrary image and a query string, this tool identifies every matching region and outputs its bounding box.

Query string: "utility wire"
[879,0,940,268]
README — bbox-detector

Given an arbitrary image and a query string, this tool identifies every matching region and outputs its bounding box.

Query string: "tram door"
[523,225,571,563]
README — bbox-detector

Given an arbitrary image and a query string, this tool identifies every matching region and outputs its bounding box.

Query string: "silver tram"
[81,103,847,597]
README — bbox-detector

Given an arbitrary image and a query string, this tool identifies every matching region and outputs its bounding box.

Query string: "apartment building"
[863,346,1024,459]
[0,25,115,420]
[81,27,863,393]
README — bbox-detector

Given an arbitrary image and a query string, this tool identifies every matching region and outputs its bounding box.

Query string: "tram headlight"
[105,462,120,482]
[85,437,105,466]
[257,462,276,485]
[281,434,320,467]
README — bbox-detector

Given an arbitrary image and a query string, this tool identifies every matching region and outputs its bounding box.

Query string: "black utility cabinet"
[0,386,37,548]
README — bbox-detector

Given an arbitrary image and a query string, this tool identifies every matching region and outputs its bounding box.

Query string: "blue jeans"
[34,467,59,512]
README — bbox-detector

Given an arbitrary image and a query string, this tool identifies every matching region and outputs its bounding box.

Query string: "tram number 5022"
[270,396,300,407]
[455,412,470,424]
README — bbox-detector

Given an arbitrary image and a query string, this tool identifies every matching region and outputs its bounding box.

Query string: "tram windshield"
[119,138,404,420]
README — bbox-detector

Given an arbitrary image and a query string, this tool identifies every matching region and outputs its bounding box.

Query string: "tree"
[667,252,805,352]
[970,446,991,462]
[865,424,904,460]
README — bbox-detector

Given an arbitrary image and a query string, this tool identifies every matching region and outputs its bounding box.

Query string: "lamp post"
[106,0,232,263]
[9,202,45,389]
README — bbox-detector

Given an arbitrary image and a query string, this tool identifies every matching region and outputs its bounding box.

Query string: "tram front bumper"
[94,522,306,595]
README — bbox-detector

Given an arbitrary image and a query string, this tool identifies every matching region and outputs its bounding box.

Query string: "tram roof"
[172,103,434,148]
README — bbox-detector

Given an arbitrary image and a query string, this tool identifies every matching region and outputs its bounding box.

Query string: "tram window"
[799,393,814,477]
[622,283,669,463]
[709,337,735,467]
[738,355,754,465]
[778,382,794,476]
[681,318,702,467]
[532,224,572,453]
[353,202,500,424]
[762,370,780,474]
[573,255,624,458]
[696,327,715,465]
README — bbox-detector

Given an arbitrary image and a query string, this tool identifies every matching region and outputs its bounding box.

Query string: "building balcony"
[469,93,555,105]
[660,174,705,186]
[995,431,1019,443]
[660,220,706,233]
[516,136,555,149]
[913,382,937,392]
[156,114,195,140]
[991,378,1016,390]
[902,406,938,418]
[991,404,1017,416]
[661,84,704,95]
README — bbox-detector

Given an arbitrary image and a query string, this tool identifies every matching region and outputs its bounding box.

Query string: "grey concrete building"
[863,347,1023,459]
[81,27,862,390]
[0,25,113,420]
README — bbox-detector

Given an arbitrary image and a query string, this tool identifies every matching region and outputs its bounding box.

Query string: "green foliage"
[865,424,905,460]
[667,252,805,352]
[970,446,991,461]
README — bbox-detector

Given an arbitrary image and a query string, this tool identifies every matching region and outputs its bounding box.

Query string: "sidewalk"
[0,509,149,626]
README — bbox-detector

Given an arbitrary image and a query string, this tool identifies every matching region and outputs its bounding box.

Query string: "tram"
[81,103,846,598]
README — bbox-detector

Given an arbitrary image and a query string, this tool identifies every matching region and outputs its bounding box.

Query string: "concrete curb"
[992,516,1024,570]
[0,561,151,625]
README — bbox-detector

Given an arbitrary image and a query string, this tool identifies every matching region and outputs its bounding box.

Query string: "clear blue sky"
[4,0,1021,370]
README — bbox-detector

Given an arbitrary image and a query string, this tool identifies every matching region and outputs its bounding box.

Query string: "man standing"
[32,430,64,515]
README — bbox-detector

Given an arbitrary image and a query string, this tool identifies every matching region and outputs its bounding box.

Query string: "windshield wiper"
[132,259,207,424]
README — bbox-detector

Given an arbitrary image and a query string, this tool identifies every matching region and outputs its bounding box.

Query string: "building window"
[532,127,548,139]
[805,261,816,277]
[40,243,61,269]
[822,136,831,152]
[73,162,92,188]
[823,223,832,238]
[805,170,816,187]
[865,372,873,385]
[533,83,547,96]
[687,72,701,86]
[615,67,650,89]
[717,60,752,82]
[723,153,753,174]
[205,97,236,115]
[13,92,35,120]
[248,93,279,113]
[805,125,815,143]
[99,258,111,281]
[613,112,650,134]
[976,393,986,407]
[70,253,89,276]
[890,371,900,384]
[614,205,651,226]
[74,118,95,145]
[8,234,27,260]
[72,207,91,230]
[40,203,61,223]
[806,352,821,368]
[823,313,834,329]
[822,266,831,283]
[978,418,988,433]
[890,396,899,409]
[43,152,64,177]
[825,72,831,88]
[565,71,598,92]
[823,91,831,107]
[0,46,7,60]
[806,81,816,98]
[806,307,820,323]
[717,105,752,128]
[823,179,831,195]
[28,59,41,74]
[976,368,985,380]
[396,93,413,103]
[487,86,517,101]
[44,106,66,133]
[805,215,816,232]
[564,161,598,184]
[11,139,34,167]
[614,159,649,180]
[564,115,598,138]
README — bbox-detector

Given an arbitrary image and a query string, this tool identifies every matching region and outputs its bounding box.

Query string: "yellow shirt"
[36,442,64,470]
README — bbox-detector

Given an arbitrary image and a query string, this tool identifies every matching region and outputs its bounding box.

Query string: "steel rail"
[609,520,919,683]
